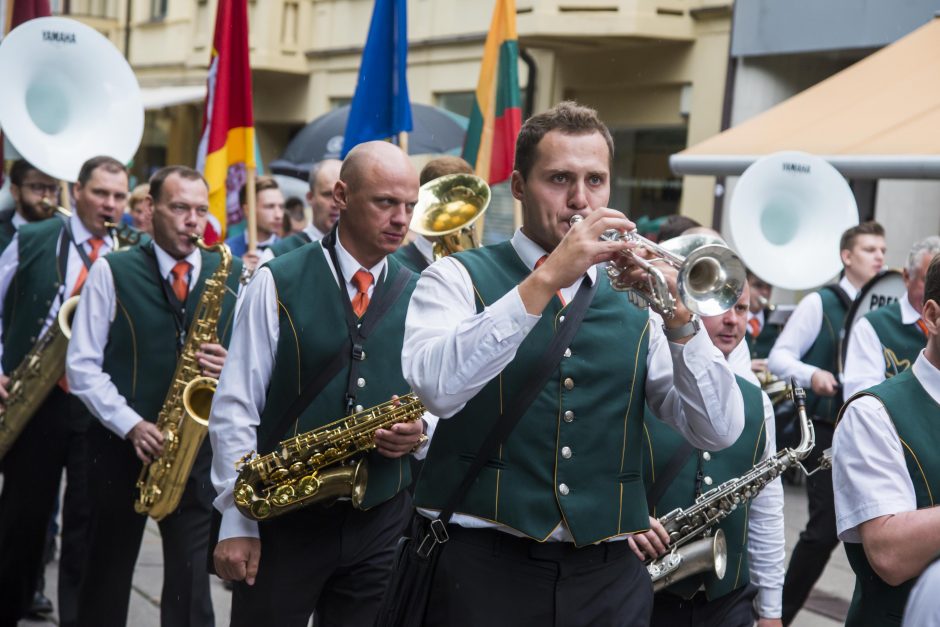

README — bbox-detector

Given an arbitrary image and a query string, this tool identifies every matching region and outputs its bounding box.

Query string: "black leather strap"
[646,441,696,511]
[402,242,430,272]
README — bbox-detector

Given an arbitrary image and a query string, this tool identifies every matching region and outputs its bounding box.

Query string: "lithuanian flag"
[196,0,255,243]
[462,0,521,185]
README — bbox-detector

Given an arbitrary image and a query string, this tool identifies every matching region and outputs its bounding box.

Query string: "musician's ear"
[923,299,940,337]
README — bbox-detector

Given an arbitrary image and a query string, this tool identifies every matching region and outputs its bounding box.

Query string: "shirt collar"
[334,225,386,287]
[70,213,114,249]
[912,351,940,406]
[900,291,921,324]
[415,235,435,264]
[11,212,27,229]
[303,223,326,242]
[839,275,859,300]
[152,242,201,280]
[510,228,597,285]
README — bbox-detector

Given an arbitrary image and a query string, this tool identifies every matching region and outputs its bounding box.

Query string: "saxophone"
[234,393,426,520]
[647,382,820,591]
[134,238,232,521]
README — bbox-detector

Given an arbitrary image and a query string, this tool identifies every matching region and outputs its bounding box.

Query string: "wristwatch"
[662,316,700,342]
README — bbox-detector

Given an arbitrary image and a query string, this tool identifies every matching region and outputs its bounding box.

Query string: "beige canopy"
[671,18,940,178]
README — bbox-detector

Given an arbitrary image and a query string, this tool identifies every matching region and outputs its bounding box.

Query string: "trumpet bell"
[679,245,748,317]
[0,17,144,182]
[411,173,490,238]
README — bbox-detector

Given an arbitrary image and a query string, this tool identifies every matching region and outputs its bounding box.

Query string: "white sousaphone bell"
[0,16,144,182]
[728,151,859,291]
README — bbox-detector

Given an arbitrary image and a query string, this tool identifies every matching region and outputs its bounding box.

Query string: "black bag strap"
[402,242,430,272]
[417,275,598,558]
[645,441,696,512]
[822,284,853,311]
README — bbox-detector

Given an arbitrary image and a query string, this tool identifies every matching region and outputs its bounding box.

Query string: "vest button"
[29,336,36,343]
[355,404,364,413]
[702,452,711,461]
[563,377,574,390]
[357,377,366,388]
[703,476,713,486]
[561,446,572,459]
[559,315,566,323]
[563,410,574,422]
[558,483,570,495]
[563,348,572,358]
[36,317,44,325]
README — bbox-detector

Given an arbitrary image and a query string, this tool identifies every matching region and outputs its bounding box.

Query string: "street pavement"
[19,482,852,626]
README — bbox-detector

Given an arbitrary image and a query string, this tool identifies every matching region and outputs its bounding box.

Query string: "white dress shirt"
[767,276,859,388]
[11,212,27,230]
[402,228,745,541]
[833,351,940,543]
[904,557,940,627]
[209,229,438,542]
[258,223,326,265]
[0,214,115,374]
[843,292,922,399]
[66,244,202,438]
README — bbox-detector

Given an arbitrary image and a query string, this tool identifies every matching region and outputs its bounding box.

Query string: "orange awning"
[671,18,940,179]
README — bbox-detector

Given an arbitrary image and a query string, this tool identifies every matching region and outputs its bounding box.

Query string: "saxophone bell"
[651,530,727,592]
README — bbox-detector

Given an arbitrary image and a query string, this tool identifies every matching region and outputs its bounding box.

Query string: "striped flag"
[196,0,255,244]
[462,0,521,185]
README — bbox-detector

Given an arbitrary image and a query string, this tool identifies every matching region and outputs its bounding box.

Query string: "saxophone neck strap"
[402,242,430,272]
[142,242,192,352]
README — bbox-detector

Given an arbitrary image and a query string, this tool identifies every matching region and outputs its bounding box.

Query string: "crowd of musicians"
[0,100,938,627]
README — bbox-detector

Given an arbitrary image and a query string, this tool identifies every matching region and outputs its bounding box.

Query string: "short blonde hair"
[130,183,150,208]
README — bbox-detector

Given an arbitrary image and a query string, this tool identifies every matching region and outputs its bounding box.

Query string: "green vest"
[864,301,925,378]
[840,369,940,627]
[258,243,418,509]
[803,287,849,422]
[413,242,651,546]
[391,242,430,274]
[745,310,781,359]
[102,244,242,423]
[1,218,68,373]
[643,376,767,599]
[268,231,312,258]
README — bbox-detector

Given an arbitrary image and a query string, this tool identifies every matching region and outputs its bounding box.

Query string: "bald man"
[209,141,435,627]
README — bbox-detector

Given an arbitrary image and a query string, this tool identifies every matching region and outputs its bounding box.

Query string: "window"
[435,92,475,119]
[150,0,167,20]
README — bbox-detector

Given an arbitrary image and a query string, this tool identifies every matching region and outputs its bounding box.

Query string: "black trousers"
[651,584,759,627]
[423,526,653,627]
[231,489,411,627]
[782,420,839,625]
[0,389,90,627]
[76,422,215,627]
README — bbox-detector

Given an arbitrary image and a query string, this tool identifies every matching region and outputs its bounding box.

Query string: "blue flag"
[341,0,413,157]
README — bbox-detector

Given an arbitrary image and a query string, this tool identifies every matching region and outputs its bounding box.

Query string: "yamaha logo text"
[42,30,77,44]
[782,162,811,174]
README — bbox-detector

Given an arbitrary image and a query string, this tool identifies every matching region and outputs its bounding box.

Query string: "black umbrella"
[270,103,469,180]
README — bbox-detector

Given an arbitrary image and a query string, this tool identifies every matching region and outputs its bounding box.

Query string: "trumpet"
[568,214,746,318]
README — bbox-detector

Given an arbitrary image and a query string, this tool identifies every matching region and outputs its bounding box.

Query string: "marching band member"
[767,220,885,625]
[260,159,342,263]
[634,282,785,627]
[402,101,744,626]
[66,165,242,626]
[226,175,284,270]
[0,159,60,251]
[833,253,940,627]
[392,155,474,273]
[0,156,129,627]
[745,270,782,365]
[210,141,431,627]
[843,236,940,398]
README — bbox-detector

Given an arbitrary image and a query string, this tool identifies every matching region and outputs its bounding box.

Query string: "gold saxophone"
[134,238,233,521]
[233,393,426,521]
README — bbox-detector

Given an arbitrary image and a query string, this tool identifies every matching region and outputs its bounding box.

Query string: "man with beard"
[0,159,60,251]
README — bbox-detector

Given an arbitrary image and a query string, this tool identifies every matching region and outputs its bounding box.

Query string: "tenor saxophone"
[134,238,232,521]
[647,382,818,590]
[233,393,426,521]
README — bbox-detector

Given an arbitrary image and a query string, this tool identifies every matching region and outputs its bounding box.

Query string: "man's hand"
[196,343,227,378]
[757,619,783,627]
[242,251,261,274]
[127,420,164,464]
[519,209,634,315]
[214,537,261,585]
[751,358,768,374]
[626,516,670,561]
[375,419,426,458]
[810,369,839,397]
[0,374,10,402]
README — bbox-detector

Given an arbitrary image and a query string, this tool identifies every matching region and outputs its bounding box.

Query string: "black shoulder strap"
[402,242,430,272]
[300,231,313,244]
[822,284,853,310]
[417,277,599,556]
[646,441,696,512]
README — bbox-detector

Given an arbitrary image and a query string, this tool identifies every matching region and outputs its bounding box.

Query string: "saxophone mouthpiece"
[790,378,806,406]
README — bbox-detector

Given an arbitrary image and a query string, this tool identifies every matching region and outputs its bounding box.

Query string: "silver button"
[563,377,574,390]
[563,348,572,358]
[356,377,366,388]
[563,410,574,423]
[36,317,44,324]
[559,315,566,323]
[558,483,570,495]
[354,404,364,413]
[561,446,572,459]
[703,476,713,486]
[702,452,711,461]
[29,336,36,343]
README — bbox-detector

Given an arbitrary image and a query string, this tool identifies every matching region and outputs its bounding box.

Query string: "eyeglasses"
[23,182,61,196]
[166,202,210,217]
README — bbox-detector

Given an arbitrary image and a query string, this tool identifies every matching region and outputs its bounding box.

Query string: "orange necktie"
[748,317,761,337]
[351,269,373,318]
[171,261,191,303]
[70,237,105,297]
[535,255,566,306]
[917,318,929,338]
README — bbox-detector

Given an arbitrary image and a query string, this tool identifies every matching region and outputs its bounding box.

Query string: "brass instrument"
[647,382,817,588]
[568,214,746,319]
[0,296,79,461]
[41,200,137,252]
[410,173,490,258]
[233,393,426,520]
[134,238,233,520]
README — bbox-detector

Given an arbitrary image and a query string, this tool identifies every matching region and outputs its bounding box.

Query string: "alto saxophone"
[134,238,233,520]
[234,393,426,521]
[647,382,823,590]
